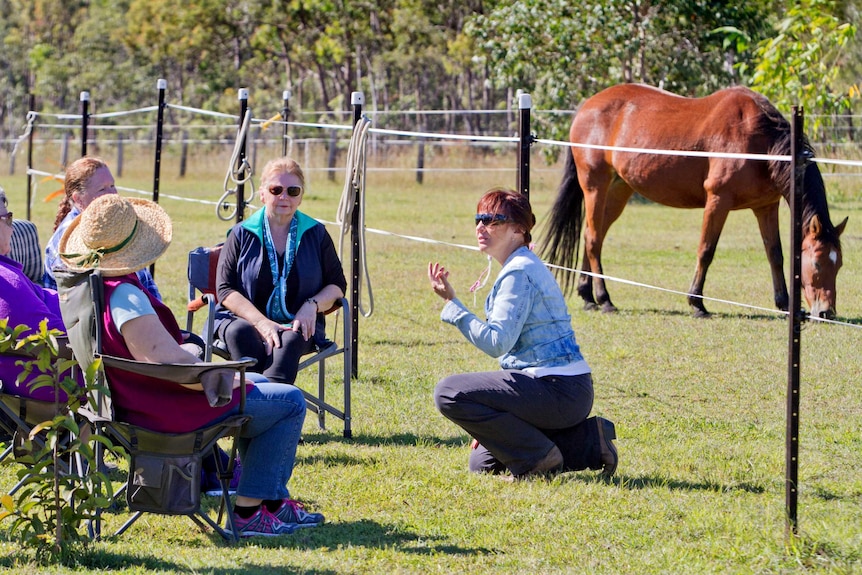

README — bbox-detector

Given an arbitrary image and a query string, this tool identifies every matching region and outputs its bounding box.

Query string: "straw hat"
[59,195,172,276]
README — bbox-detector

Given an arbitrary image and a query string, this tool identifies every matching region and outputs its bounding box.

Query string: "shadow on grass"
[0,520,492,573]
[612,305,862,325]
[568,472,766,494]
[617,307,787,322]
[301,431,467,449]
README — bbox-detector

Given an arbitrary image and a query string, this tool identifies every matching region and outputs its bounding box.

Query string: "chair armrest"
[322,297,348,316]
[99,355,256,384]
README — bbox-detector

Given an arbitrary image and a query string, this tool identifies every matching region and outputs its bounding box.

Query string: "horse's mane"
[758,94,841,248]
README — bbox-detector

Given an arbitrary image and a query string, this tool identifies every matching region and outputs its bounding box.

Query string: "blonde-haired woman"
[215,156,346,384]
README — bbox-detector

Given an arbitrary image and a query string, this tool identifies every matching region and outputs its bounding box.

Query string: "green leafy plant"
[746,0,859,133]
[0,319,117,560]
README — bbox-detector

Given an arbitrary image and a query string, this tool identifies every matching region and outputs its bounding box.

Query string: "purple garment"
[0,253,69,401]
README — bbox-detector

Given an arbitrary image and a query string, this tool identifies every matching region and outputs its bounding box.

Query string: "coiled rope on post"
[336,115,374,317]
[217,108,254,221]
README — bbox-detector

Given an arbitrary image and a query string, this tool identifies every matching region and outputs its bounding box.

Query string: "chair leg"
[213,441,242,541]
[113,511,144,538]
[317,360,326,430]
[343,334,352,439]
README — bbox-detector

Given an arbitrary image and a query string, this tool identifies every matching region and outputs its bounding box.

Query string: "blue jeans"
[216,380,306,500]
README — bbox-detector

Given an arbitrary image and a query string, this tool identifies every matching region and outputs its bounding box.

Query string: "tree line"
[0,0,859,144]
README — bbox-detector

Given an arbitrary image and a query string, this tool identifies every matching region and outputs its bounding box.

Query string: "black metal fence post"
[785,106,805,538]
[80,91,90,158]
[236,88,249,224]
[150,79,167,278]
[517,93,531,199]
[350,91,364,379]
[153,78,167,205]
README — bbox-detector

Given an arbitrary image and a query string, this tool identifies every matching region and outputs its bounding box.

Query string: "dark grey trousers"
[434,370,594,476]
[216,317,314,384]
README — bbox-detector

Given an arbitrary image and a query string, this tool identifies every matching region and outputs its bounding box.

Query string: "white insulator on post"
[519,93,532,110]
[352,92,365,106]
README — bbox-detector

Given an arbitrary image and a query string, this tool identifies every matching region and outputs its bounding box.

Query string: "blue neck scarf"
[263,213,298,323]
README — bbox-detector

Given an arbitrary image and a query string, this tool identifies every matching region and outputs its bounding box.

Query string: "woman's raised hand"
[428,262,455,301]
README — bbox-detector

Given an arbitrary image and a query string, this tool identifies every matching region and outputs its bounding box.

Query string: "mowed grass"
[0,140,860,574]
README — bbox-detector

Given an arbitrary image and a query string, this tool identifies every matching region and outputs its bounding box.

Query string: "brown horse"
[541,83,847,318]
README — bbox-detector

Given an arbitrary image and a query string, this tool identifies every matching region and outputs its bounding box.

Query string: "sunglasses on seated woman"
[475,213,509,226]
[267,185,302,197]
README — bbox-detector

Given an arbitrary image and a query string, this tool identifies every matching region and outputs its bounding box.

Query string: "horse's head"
[802,214,848,319]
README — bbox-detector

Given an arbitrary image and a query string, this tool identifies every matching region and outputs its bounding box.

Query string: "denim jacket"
[441,246,586,371]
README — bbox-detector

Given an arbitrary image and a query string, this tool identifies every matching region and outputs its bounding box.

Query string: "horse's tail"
[539,148,584,294]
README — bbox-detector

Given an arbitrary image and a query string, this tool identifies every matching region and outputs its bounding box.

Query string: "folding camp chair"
[187,244,353,437]
[9,219,43,284]
[56,268,255,542]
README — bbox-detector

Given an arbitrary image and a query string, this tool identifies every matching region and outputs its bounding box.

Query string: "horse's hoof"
[692,309,711,319]
[601,303,618,313]
[583,302,599,311]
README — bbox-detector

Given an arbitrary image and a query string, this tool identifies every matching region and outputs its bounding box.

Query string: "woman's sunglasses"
[475,213,509,227]
[0,212,12,226]
[267,185,302,197]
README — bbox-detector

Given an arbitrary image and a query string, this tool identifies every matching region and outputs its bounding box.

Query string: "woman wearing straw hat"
[214,156,346,384]
[59,194,324,537]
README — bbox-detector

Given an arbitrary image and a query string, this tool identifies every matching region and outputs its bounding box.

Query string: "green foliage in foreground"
[0,321,114,560]
[0,151,859,573]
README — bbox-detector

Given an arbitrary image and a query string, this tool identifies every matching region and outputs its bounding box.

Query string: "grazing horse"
[541,83,847,318]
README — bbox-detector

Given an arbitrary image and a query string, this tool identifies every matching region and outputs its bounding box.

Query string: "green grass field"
[0,141,860,573]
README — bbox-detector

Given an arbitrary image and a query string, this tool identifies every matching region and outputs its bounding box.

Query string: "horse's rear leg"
[576,259,598,310]
[753,203,788,311]
[689,197,731,318]
[582,181,630,313]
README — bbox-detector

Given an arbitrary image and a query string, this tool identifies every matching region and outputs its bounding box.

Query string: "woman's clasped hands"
[254,301,317,352]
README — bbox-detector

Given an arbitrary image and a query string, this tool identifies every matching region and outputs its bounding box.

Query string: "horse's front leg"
[689,197,731,318]
[753,203,788,311]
